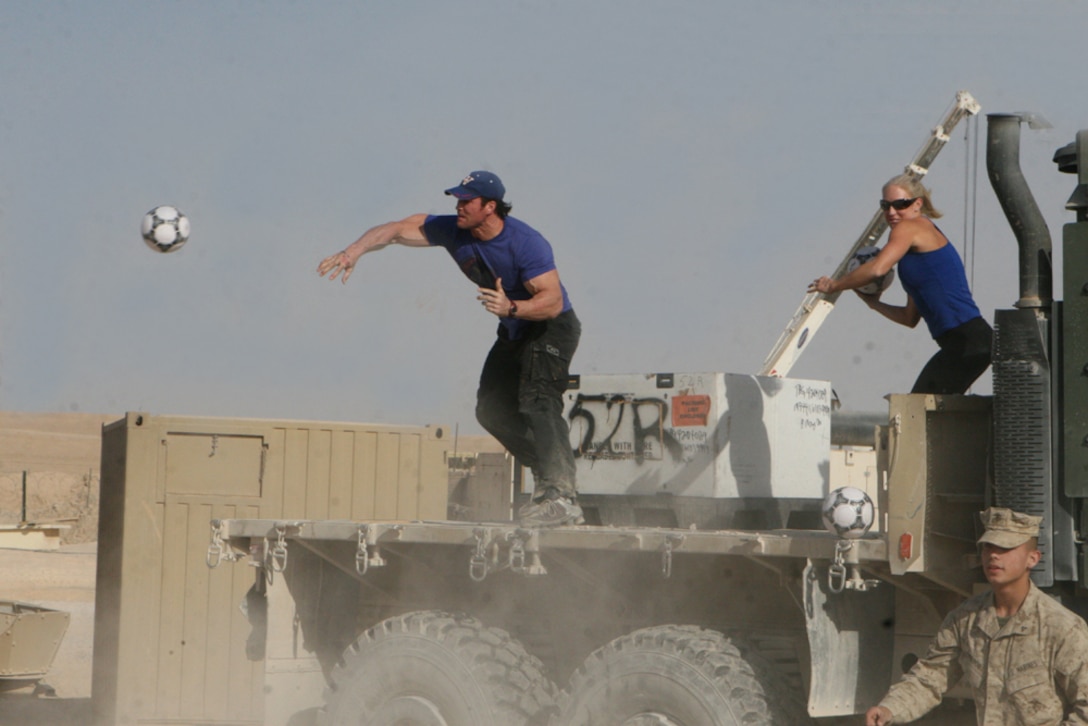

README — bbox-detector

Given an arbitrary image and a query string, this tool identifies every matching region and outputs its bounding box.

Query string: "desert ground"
[0,544,96,725]
[0,412,114,725]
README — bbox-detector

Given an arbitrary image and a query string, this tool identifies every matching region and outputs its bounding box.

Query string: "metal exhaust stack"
[987,112,1062,586]
[986,113,1053,308]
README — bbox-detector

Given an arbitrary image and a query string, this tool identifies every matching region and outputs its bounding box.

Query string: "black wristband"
[508,302,518,318]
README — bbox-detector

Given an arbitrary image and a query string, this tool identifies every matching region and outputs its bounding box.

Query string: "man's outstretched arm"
[317,213,430,284]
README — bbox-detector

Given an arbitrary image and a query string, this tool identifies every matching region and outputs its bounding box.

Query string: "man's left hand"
[477,277,512,317]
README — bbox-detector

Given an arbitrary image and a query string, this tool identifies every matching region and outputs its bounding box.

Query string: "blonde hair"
[884,174,942,219]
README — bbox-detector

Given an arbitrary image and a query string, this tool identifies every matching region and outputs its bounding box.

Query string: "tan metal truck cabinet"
[92,413,449,726]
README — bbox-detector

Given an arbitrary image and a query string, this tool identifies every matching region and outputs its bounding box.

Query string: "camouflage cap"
[977,507,1041,548]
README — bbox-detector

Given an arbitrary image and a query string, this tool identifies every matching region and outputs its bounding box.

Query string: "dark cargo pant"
[475,309,581,497]
[912,316,993,394]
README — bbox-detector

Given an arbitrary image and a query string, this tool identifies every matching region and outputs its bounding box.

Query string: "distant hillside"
[0,412,120,542]
[0,412,120,476]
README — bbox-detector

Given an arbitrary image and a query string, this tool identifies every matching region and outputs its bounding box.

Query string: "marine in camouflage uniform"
[866,508,1088,725]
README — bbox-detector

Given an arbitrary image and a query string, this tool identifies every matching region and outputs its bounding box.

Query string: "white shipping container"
[562,373,832,499]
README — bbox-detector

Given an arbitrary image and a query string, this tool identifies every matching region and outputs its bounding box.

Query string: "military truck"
[91,110,1088,726]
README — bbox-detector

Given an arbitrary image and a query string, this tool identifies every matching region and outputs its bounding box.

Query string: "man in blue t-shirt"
[317,171,583,526]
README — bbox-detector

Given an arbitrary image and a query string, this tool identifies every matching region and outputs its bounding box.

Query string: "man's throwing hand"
[318,250,356,284]
[477,277,512,317]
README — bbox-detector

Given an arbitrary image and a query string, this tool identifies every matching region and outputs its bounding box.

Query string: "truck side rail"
[209,518,888,573]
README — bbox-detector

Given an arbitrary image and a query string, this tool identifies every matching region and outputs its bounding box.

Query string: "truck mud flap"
[802,559,894,718]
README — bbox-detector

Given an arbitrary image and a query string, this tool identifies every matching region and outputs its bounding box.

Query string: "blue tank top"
[897,240,982,338]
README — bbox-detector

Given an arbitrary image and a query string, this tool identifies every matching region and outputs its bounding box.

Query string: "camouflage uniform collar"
[976,581,1040,639]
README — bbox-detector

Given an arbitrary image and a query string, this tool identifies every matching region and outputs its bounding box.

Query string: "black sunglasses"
[880,197,918,211]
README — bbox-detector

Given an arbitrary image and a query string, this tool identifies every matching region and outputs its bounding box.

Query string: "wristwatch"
[508,302,518,318]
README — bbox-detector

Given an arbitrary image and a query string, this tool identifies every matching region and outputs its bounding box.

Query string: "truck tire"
[556,624,809,726]
[319,610,557,726]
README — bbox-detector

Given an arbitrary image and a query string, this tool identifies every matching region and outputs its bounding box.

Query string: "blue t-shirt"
[423,215,572,340]
[897,241,982,339]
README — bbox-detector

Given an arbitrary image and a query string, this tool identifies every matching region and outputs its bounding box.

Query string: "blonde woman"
[810,175,992,393]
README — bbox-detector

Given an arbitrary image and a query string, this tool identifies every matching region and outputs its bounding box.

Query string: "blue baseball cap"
[444,171,505,201]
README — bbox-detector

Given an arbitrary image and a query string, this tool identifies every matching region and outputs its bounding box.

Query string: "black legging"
[911,316,993,394]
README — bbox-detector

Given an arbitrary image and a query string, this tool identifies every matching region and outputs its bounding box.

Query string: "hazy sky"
[3,1,1086,435]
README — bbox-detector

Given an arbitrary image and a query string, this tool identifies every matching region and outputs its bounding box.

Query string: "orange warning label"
[672,395,711,427]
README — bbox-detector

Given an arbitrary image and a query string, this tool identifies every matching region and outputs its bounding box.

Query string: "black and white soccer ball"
[821,486,875,539]
[141,205,190,253]
[846,245,895,295]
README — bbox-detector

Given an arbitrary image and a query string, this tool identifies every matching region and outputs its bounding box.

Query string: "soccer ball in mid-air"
[847,246,895,295]
[142,205,190,253]
[821,486,875,539]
